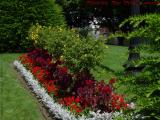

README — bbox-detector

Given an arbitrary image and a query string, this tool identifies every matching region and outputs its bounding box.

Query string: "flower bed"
[14,48,128,120]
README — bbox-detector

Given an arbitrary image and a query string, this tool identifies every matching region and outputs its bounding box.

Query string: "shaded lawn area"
[0,54,44,120]
[91,45,128,82]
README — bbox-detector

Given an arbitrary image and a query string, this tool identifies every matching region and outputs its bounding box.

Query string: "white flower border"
[14,60,119,120]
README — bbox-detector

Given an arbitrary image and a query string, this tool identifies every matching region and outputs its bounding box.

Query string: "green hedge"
[0,0,65,52]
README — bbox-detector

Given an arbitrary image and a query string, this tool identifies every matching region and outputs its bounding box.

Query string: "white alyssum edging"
[14,60,118,120]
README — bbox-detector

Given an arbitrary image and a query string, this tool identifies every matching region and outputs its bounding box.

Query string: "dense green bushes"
[113,14,160,119]
[0,0,65,52]
[29,24,106,72]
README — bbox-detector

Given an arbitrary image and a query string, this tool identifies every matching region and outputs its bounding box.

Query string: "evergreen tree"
[0,0,65,52]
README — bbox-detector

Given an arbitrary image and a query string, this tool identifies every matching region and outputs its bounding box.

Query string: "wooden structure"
[86,0,160,6]
[86,0,139,6]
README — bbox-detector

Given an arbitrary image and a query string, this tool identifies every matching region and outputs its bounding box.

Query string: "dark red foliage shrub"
[28,48,52,67]
[71,70,94,94]
[54,66,73,92]
[76,80,112,112]
[18,48,128,114]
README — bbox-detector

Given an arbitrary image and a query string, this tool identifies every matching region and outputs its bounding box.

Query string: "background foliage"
[0,0,65,52]
[114,14,160,119]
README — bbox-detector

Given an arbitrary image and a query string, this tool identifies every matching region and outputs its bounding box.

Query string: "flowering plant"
[18,48,128,116]
[59,96,83,114]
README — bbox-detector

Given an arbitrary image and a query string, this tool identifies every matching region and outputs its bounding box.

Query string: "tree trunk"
[124,0,142,74]
[128,37,140,61]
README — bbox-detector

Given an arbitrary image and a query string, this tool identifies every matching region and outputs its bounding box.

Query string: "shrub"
[63,34,106,72]
[0,0,65,52]
[29,25,106,72]
[28,23,44,48]
[75,79,127,112]
[43,27,78,59]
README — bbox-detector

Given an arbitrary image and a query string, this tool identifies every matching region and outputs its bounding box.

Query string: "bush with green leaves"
[29,24,105,72]
[0,0,65,52]
[63,34,106,72]
[111,14,160,119]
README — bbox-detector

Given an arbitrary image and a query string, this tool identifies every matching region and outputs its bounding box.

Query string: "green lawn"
[0,54,44,120]
[91,45,128,82]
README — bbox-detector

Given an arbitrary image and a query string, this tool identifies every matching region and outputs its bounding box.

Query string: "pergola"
[86,0,160,6]
[84,0,146,21]
[86,0,140,6]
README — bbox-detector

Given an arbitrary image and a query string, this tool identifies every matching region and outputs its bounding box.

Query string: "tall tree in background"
[119,14,160,119]
[56,0,88,27]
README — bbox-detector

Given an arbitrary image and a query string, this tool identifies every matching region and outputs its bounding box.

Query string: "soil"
[12,64,58,120]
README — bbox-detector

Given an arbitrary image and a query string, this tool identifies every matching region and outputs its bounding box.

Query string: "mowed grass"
[91,45,128,82]
[0,54,44,120]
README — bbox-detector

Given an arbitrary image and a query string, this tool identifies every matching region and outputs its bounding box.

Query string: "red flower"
[71,104,77,110]
[111,93,128,111]
[59,96,82,110]
[85,80,94,86]
[119,96,124,104]
[45,80,59,95]
[116,105,120,110]
[19,49,129,113]
[61,66,68,73]
[111,101,116,107]
[109,78,116,85]
[76,109,82,113]
[47,58,52,64]
[103,85,111,94]
[58,66,68,74]
[123,103,127,108]
[75,97,80,103]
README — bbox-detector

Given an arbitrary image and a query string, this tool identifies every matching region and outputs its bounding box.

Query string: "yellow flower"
[60,55,64,60]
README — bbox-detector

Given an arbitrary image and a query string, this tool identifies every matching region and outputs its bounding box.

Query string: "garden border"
[13,60,118,120]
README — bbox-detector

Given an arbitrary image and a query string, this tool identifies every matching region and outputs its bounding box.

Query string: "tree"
[118,14,160,119]
[56,0,87,27]
[0,0,65,52]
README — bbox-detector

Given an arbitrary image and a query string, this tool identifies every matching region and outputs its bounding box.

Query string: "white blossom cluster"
[14,60,118,120]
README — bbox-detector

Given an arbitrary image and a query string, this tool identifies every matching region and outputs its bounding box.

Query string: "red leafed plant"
[31,66,46,83]
[58,96,83,113]
[18,49,128,114]
[44,80,59,96]
[111,93,127,111]
[19,54,35,69]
